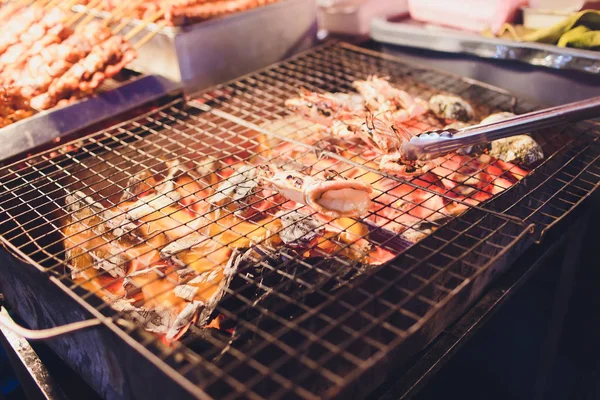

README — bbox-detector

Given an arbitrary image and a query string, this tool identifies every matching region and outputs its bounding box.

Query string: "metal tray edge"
[371,16,600,75]
[0,75,182,162]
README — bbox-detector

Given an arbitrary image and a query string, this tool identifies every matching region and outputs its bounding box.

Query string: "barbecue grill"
[0,42,599,400]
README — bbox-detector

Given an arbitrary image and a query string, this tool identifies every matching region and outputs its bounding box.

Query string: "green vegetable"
[558,27,600,49]
[520,10,600,44]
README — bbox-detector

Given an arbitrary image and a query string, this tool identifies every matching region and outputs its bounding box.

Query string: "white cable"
[0,307,102,340]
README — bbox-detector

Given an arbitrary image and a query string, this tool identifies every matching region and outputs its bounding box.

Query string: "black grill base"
[0,253,194,400]
[0,228,532,400]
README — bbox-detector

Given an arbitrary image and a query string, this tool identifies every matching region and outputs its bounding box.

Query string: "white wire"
[0,307,101,340]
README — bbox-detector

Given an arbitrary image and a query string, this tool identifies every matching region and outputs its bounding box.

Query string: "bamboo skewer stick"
[109,15,131,33]
[100,0,133,26]
[133,19,167,50]
[44,0,64,8]
[104,0,145,31]
[72,0,110,31]
[121,9,163,38]
[31,0,56,7]
[77,6,101,26]
[44,0,66,8]
[46,0,79,9]
[65,0,101,26]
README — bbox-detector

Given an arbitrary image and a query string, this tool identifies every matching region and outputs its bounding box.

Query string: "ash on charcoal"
[276,210,321,245]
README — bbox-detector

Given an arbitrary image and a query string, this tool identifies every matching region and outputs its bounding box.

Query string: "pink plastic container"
[408,0,528,34]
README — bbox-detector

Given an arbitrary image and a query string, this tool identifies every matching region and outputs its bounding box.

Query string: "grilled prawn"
[357,112,437,177]
[353,76,428,124]
[285,89,364,126]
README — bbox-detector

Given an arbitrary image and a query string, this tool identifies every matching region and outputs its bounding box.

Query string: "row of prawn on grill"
[62,77,545,343]
[0,3,136,124]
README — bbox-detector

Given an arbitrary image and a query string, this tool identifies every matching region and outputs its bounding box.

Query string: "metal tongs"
[401,96,600,162]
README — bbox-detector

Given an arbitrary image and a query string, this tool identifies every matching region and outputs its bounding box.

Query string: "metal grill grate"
[0,42,599,400]
[191,42,600,238]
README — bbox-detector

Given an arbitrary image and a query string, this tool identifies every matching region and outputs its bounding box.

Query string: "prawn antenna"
[392,124,413,141]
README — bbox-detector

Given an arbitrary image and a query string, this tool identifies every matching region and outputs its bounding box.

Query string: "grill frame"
[0,41,599,400]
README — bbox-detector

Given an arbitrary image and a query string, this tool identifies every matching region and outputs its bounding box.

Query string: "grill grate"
[0,42,599,400]
[191,42,600,239]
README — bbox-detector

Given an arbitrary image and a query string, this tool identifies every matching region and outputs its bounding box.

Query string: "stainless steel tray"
[0,75,181,162]
[371,16,600,74]
[77,0,318,91]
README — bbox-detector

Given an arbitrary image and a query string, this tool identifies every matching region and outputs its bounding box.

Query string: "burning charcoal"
[160,232,208,259]
[120,171,154,202]
[401,229,430,243]
[276,210,321,245]
[400,219,450,243]
[174,284,200,301]
[89,250,127,278]
[138,307,176,335]
[111,298,136,312]
[211,165,260,216]
[196,249,243,326]
[481,112,544,166]
[110,302,177,337]
[166,301,203,341]
[102,209,139,240]
[176,267,198,281]
[65,190,105,214]
[429,94,474,122]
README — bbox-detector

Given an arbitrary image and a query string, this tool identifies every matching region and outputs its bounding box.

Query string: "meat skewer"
[14,22,112,99]
[0,3,25,23]
[0,23,72,79]
[0,87,34,129]
[0,7,70,72]
[0,7,46,57]
[30,34,136,110]
[164,0,278,25]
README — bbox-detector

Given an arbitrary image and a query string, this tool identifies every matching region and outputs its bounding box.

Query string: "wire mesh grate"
[0,42,598,400]
[192,41,600,240]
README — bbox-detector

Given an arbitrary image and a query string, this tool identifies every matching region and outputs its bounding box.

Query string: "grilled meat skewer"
[0,23,72,80]
[0,7,70,72]
[15,23,113,99]
[0,87,33,128]
[164,0,279,24]
[30,35,136,110]
[0,3,25,23]
[0,7,46,57]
